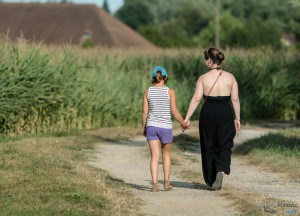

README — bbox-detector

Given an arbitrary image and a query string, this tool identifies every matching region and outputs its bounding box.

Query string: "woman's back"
[201,70,234,97]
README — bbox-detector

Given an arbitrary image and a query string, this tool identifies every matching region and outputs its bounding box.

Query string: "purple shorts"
[146,126,173,144]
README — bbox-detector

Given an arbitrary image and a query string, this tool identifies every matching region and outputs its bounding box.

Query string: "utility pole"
[215,0,220,48]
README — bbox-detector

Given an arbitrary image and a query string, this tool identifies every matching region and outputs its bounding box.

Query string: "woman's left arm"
[185,76,204,123]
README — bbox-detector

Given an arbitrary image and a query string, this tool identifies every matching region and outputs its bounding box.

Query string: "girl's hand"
[234,119,241,130]
[181,121,190,132]
[181,123,188,132]
[143,127,147,137]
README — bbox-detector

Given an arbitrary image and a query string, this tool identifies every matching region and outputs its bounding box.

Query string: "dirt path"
[88,128,300,215]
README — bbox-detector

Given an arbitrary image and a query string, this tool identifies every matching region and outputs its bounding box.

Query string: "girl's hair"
[204,47,225,65]
[152,70,168,84]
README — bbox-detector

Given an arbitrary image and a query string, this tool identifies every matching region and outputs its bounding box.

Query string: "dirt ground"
[88,126,300,216]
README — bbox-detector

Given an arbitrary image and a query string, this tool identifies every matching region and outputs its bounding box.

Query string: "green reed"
[0,40,299,135]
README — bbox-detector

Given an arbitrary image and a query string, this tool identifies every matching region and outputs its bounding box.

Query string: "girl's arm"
[231,77,241,130]
[169,89,188,129]
[185,76,204,122]
[142,89,149,136]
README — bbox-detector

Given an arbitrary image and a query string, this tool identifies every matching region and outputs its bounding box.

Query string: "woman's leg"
[161,143,171,183]
[148,140,161,185]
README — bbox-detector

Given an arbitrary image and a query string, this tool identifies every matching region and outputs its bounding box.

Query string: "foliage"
[0,40,299,135]
[115,0,300,48]
[102,0,110,13]
[115,1,153,29]
[138,24,173,47]
[81,38,95,48]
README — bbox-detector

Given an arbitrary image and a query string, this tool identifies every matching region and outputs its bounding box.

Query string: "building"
[0,3,156,48]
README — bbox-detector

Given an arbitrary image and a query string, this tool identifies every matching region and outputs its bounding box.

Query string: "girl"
[142,66,188,192]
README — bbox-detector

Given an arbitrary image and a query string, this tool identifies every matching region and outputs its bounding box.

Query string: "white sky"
[3,0,124,13]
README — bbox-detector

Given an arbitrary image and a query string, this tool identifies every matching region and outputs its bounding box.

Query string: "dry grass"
[234,128,300,179]
[86,126,141,141]
[0,132,141,215]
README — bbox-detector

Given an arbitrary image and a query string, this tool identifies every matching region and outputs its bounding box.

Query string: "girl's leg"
[148,140,161,186]
[161,143,171,184]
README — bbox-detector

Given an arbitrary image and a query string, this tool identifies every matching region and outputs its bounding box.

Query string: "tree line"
[114,0,300,48]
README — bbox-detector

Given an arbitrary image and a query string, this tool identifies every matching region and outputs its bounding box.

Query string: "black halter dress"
[199,95,236,187]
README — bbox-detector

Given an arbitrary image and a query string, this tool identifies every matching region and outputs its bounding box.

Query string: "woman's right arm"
[185,76,203,124]
[142,89,149,136]
[231,76,240,130]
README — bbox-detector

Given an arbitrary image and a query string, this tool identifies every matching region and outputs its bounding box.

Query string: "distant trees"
[102,0,110,13]
[115,1,153,29]
[115,0,300,48]
[60,0,72,3]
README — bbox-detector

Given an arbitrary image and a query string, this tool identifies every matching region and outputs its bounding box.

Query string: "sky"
[3,0,124,13]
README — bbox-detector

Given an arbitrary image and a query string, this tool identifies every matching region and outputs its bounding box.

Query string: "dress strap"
[203,70,222,105]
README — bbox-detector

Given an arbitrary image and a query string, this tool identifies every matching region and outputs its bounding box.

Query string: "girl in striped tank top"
[142,66,188,192]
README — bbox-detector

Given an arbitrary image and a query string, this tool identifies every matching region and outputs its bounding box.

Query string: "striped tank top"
[147,86,172,129]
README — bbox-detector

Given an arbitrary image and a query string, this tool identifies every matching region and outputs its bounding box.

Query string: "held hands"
[181,119,190,132]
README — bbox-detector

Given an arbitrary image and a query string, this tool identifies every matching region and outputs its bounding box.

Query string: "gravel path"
[88,128,300,215]
[89,136,238,216]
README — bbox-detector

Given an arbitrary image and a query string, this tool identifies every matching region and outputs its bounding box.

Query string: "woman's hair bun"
[204,48,225,65]
[216,51,225,63]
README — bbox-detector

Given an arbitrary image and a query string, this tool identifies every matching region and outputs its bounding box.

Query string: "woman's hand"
[181,119,190,132]
[185,119,190,128]
[234,119,241,130]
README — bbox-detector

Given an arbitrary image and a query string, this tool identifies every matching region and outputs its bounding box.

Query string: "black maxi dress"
[199,96,236,187]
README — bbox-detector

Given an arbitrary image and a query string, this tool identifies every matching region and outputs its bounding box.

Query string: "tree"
[102,0,110,13]
[115,1,153,29]
[115,0,299,48]
[60,0,71,3]
[138,24,173,47]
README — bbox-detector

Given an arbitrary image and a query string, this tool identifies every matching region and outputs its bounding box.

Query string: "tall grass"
[0,39,299,135]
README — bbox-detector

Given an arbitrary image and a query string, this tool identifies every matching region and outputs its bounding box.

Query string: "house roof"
[0,3,156,48]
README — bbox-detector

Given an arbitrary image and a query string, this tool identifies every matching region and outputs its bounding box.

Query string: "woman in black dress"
[185,48,240,190]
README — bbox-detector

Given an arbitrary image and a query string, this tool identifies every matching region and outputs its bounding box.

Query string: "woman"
[185,48,240,190]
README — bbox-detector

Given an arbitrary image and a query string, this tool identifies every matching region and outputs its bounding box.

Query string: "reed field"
[0,38,299,135]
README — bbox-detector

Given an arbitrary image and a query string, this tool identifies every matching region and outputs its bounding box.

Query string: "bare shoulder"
[144,89,149,95]
[197,74,205,82]
[222,70,236,80]
[168,88,175,95]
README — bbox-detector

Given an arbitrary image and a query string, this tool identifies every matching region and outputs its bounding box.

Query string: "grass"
[0,129,141,215]
[1,123,298,215]
[0,38,299,135]
[234,128,300,179]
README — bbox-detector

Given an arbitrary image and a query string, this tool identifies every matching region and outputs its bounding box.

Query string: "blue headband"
[152,66,168,77]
